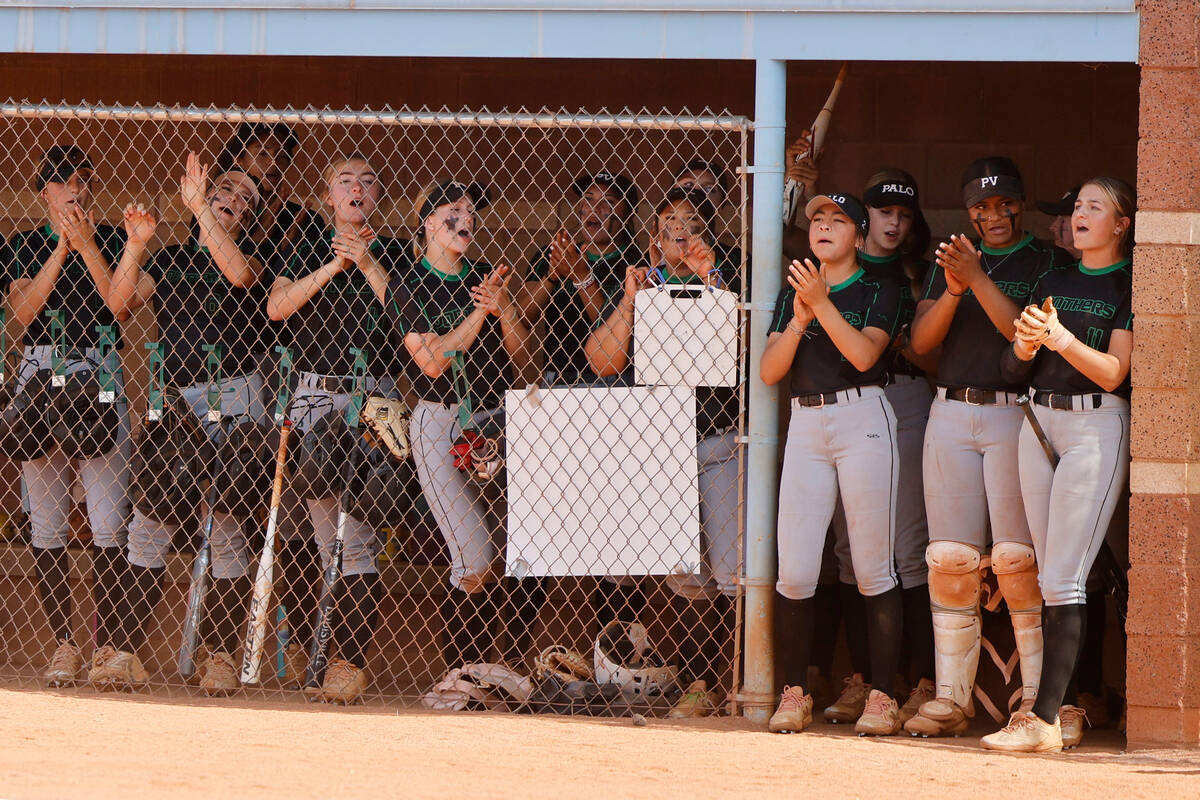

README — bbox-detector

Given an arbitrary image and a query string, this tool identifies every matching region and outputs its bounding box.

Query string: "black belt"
[943,387,1012,406]
[1033,392,1103,411]
[793,385,874,408]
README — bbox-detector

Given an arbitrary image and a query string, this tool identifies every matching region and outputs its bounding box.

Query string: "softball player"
[904,157,1072,739]
[388,178,538,673]
[217,122,305,261]
[108,153,267,693]
[760,192,903,736]
[4,145,133,688]
[981,177,1134,753]
[516,171,639,386]
[267,152,404,703]
[584,186,740,717]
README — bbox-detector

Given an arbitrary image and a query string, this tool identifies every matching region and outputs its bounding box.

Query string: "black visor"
[419,180,491,223]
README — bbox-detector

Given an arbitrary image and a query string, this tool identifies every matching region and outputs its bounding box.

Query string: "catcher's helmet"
[593,620,680,699]
[130,400,210,527]
[212,419,275,519]
[0,370,54,462]
[48,370,121,460]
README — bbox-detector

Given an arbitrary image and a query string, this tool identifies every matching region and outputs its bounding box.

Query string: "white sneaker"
[980,711,1063,753]
[768,685,813,733]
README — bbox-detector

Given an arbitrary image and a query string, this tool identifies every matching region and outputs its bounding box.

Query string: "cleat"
[89,646,149,691]
[320,658,368,705]
[768,685,813,734]
[855,689,901,736]
[899,677,935,725]
[904,698,970,738]
[669,680,717,719]
[44,639,83,687]
[824,673,870,723]
[980,711,1063,753]
[199,651,240,696]
[1059,704,1088,749]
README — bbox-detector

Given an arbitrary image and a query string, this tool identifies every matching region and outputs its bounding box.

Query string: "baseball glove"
[362,396,411,461]
[533,644,593,683]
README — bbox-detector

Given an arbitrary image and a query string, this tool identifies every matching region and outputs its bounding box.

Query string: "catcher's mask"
[0,370,53,462]
[593,620,680,699]
[449,406,505,483]
[130,399,211,527]
[212,419,274,518]
[48,369,121,460]
[294,408,356,502]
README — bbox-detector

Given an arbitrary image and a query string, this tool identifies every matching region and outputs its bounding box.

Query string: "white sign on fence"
[633,285,738,388]
[504,385,700,578]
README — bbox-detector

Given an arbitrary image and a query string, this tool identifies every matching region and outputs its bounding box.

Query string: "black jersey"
[602,264,741,437]
[769,267,901,396]
[273,228,406,378]
[859,251,928,378]
[388,257,514,410]
[921,233,1070,391]
[528,243,634,383]
[4,224,125,348]
[147,239,267,386]
[1023,260,1134,398]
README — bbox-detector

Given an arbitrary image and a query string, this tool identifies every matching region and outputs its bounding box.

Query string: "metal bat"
[240,346,295,686]
[1017,392,1129,622]
[304,347,368,695]
[178,344,225,679]
[783,62,848,224]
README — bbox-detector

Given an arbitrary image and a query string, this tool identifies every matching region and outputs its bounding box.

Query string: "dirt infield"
[1,688,1197,800]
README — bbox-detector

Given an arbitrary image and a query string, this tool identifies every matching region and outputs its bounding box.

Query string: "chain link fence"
[0,101,750,716]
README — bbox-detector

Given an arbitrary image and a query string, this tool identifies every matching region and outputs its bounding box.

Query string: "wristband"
[572,272,597,292]
[947,287,968,297]
[1043,322,1076,352]
[787,319,805,337]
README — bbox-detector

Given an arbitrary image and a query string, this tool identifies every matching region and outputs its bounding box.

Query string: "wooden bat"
[239,346,295,686]
[783,62,848,224]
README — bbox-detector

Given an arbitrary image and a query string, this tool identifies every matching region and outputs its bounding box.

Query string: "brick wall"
[1126,0,1200,748]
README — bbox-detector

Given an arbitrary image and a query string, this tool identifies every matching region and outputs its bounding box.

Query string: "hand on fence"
[122,203,159,247]
[180,151,211,217]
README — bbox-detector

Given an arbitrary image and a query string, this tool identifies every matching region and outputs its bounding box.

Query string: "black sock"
[1062,602,1089,708]
[1077,589,1107,697]
[1032,603,1087,724]
[864,587,903,698]
[118,563,164,654]
[839,582,871,683]
[34,546,74,643]
[500,576,547,667]
[592,581,647,630]
[810,584,841,681]
[278,539,320,651]
[902,584,935,684]
[775,595,815,691]
[91,545,127,650]
[336,573,382,670]
[441,587,491,668]
[206,576,251,655]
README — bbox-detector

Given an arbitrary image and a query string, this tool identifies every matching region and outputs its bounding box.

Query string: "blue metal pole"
[740,57,785,724]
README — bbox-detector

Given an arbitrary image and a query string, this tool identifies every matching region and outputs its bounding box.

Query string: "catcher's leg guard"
[925,541,981,712]
[992,541,1042,706]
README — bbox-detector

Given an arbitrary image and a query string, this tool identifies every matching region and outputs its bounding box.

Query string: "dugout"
[0,0,1191,747]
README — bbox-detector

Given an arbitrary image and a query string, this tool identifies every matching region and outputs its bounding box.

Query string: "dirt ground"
[1,687,1198,800]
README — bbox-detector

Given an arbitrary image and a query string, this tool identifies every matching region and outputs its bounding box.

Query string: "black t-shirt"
[388,257,513,410]
[4,224,125,348]
[921,233,1070,391]
[1023,260,1134,398]
[769,267,901,396]
[273,229,406,377]
[147,239,268,386]
[528,243,634,383]
[859,251,928,378]
[603,264,741,437]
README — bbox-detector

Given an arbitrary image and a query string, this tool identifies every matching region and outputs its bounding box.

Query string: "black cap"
[864,178,920,211]
[675,158,729,195]
[36,145,94,190]
[571,171,639,209]
[1036,186,1081,217]
[418,179,491,223]
[804,192,869,235]
[961,156,1025,208]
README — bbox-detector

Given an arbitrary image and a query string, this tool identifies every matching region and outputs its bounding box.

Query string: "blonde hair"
[1081,176,1135,258]
[322,152,384,192]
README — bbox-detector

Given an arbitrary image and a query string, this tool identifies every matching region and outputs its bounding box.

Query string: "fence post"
[740,57,785,724]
